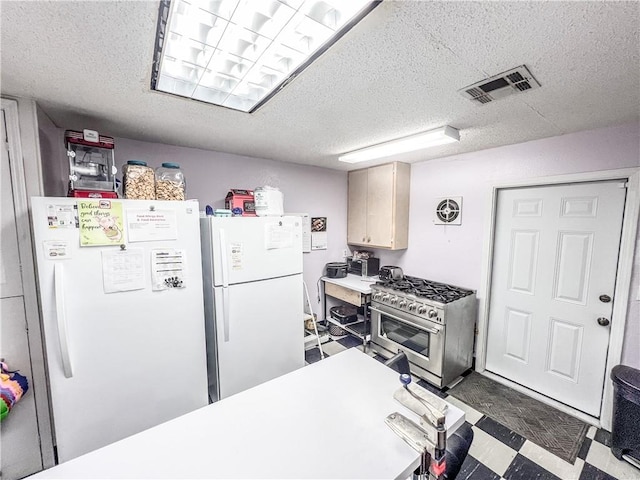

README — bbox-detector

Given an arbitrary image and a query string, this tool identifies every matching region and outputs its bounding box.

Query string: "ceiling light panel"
[152,0,379,112]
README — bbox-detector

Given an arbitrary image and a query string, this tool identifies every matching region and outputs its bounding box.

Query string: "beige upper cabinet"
[347,162,410,250]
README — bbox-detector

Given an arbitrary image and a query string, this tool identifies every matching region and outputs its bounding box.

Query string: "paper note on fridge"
[101,249,145,293]
[285,213,311,253]
[231,243,243,270]
[46,204,77,229]
[126,209,178,242]
[151,249,187,290]
[43,240,72,259]
[265,223,294,249]
[78,200,125,246]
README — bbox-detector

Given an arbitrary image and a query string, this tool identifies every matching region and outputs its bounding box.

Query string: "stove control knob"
[408,303,417,312]
[381,294,390,302]
[428,309,438,319]
[372,292,382,301]
[417,305,427,315]
[398,300,407,308]
[390,296,399,306]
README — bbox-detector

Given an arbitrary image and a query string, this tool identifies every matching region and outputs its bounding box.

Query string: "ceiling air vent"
[459,65,540,105]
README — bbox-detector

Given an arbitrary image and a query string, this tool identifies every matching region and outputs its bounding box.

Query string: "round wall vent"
[434,197,462,225]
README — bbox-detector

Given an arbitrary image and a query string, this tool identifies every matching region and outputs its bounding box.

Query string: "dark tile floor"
[305,335,640,480]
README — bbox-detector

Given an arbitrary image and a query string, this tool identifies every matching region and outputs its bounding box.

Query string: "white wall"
[373,122,640,368]
[36,107,66,197]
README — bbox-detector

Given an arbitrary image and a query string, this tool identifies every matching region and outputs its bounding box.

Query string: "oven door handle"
[370,306,442,335]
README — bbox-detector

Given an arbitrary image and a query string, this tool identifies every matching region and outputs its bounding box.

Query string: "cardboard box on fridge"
[225,189,256,216]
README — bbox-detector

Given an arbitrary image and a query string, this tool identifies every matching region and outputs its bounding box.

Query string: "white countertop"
[30,349,464,479]
[322,273,378,294]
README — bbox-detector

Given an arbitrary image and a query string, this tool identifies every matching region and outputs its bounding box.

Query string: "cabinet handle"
[362,237,366,242]
[367,237,371,242]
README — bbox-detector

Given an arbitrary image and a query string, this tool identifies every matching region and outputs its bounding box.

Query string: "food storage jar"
[122,160,155,200]
[155,162,185,201]
[254,186,283,216]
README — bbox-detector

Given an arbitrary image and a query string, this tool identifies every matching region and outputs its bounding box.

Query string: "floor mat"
[448,372,589,464]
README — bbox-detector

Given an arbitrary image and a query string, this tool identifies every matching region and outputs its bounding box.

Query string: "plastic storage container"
[611,365,640,463]
[254,186,283,216]
[122,160,155,200]
[155,162,185,201]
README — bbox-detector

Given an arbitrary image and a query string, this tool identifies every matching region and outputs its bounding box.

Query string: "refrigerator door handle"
[54,262,74,378]
[219,228,230,341]
[222,287,230,342]
[219,228,229,288]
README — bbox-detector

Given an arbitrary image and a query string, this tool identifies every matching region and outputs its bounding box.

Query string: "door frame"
[1,97,55,467]
[476,168,640,430]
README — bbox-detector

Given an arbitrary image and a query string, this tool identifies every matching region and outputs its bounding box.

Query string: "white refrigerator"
[200,216,304,401]
[30,197,208,463]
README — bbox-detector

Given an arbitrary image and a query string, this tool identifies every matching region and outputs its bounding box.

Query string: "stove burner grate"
[375,275,473,303]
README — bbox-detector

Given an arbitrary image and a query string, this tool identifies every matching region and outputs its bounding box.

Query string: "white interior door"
[486,180,626,416]
[0,109,43,479]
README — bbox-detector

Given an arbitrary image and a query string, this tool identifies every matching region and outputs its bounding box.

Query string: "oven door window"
[380,314,430,357]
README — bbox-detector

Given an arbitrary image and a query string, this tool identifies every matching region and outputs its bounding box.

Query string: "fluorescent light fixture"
[151,0,380,113]
[338,126,460,164]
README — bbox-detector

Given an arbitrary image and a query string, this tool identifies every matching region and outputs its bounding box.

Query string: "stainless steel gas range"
[370,276,476,388]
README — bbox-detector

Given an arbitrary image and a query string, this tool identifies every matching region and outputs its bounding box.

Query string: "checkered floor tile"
[304,335,640,480]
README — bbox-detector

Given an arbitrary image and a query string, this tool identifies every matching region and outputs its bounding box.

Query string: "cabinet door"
[347,169,368,245]
[367,163,395,247]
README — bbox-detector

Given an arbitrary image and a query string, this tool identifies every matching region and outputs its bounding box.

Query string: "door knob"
[597,317,610,326]
[599,295,612,303]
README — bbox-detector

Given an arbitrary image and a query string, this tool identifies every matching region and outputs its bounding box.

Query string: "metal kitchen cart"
[320,274,375,349]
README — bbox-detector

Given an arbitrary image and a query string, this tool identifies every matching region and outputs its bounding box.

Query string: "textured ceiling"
[1,1,638,171]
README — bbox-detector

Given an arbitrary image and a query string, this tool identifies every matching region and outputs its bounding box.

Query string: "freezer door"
[213,274,304,400]
[30,197,208,463]
[203,216,303,287]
